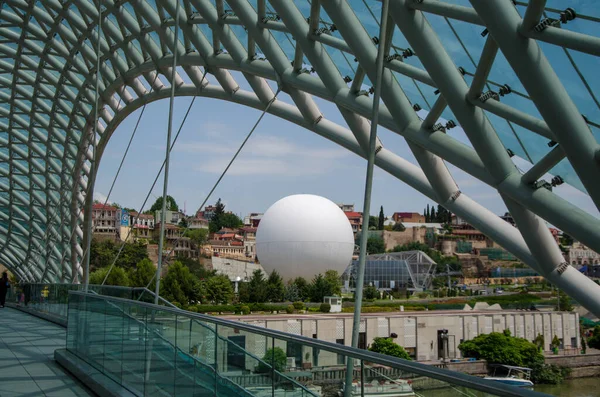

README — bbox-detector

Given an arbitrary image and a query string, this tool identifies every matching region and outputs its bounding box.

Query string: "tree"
[430,207,436,223]
[378,206,384,230]
[458,330,543,369]
[150,195,179,212]
[245,269,267,303]
[161,261,202,306]
[369,337,411,360]
[209,199,243,233]
[266,270,285,302]
[292,277,310,301]
[324,270,342,296]
[393,222,405,232]
[560,233,573,247]
[205,275,234,304]
[309,274,329,302]
[89,266,130,286]
[256,347,287,373]
[284,282,301,302]
[220,213,243,229]
[556,289,574,311]
[89,239,149,271]
[179,217,188,228]
[367,236,385,254]
[175,256,215,280]
[129,258,155,287]
[425,204,430,222]
[368,216,378,230]
[587,326,600,349]
[364,284,379,300]
[184,228,208,245]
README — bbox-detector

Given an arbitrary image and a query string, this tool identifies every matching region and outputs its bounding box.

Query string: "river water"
[535,378,600,396]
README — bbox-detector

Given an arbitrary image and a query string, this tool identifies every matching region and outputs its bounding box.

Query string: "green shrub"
[369,337,411,360]
[286,304,294,314]
[319,303,331,313]
[256,347,287,373]
[187,306,198,313]
[308,307,320,312]
[240,305,250,315]
[293,301,305,310]
[417,292,429,299]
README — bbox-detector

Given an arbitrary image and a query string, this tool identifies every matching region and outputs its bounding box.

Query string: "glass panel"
[216,323,274,397]
[121,301,147,394]
[145,308,177,396]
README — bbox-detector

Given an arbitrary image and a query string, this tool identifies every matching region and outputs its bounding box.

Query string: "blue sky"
[94,72,599,223]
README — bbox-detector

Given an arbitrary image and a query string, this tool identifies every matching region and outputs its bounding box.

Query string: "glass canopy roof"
[0,0,599,284]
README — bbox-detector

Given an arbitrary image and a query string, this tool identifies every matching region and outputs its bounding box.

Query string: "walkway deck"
[0,308,94,397]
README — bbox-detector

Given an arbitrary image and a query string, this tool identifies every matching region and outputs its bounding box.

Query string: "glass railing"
[6,283,173,319]
[66,291,547,397]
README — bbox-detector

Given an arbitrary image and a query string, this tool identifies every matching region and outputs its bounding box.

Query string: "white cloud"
[180,134,350,176]
[93,191,109,203]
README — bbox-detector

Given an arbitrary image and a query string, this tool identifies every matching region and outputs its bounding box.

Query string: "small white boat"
[341,379,416,397]
[484,365,534,388]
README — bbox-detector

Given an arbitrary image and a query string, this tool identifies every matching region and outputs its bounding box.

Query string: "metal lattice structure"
[1,0,600,314]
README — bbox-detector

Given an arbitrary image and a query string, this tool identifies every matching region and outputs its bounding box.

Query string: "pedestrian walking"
[0,272,9,308]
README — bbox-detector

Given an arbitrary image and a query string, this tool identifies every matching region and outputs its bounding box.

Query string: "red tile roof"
[93,203,117,211]
[344,211,362,218]
[393,212,420,218]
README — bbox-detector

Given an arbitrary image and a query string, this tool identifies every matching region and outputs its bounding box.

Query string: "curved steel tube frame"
[1,0,600,314]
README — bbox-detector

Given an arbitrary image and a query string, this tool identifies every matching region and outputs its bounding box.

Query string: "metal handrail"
[68,291,548,397]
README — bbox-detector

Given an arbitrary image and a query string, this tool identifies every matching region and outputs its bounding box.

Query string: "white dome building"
[256,194,355,280]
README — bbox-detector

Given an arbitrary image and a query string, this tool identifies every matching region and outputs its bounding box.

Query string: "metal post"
[83,0,103,291]
[154,0,181,304]
[344,1,390,396]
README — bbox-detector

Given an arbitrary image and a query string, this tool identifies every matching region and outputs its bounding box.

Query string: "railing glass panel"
[63,291,548,397]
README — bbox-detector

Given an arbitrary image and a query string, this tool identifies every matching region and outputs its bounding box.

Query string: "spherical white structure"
[256,194,355,280]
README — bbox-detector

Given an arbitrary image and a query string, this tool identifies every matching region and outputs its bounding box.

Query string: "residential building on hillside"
[128,212,155,239]
[239,226,257,259]
[566,242,600,265]
[243,213,263,227]
[198,205,217,221]
[450,214,468,226]
[211,239,245,259]
[392,212,425,223]
[345,211,362,233]
[92,203,119,240]
[188,216,209,230]
[338,203,355,212]
[152,223,197,259]
[154,209,184,225]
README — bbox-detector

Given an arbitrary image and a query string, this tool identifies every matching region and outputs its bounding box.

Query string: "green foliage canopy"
[257,347,287,373]
[161,261,202,306]
[150,195,179,212]
[89,266,130,286]
[266,271,285,302]
[458,330,543,368]
[205,274,234,304]
[366,236,385,254]
[369,337,411,360]
[128,258,155,287]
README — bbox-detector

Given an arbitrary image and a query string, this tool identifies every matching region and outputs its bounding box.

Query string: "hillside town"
[90,197,599,288]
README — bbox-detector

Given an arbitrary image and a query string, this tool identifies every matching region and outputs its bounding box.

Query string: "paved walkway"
[0,308,94,397]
